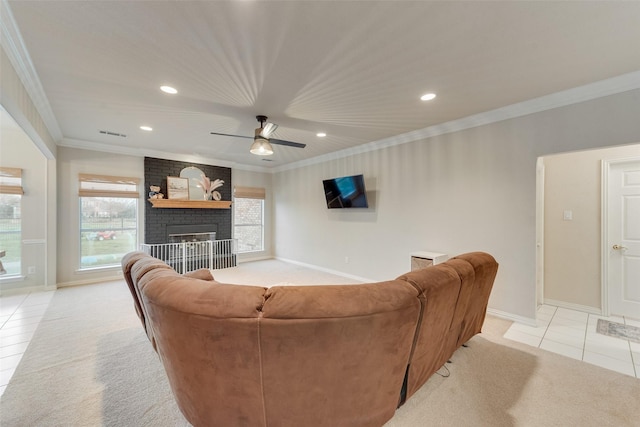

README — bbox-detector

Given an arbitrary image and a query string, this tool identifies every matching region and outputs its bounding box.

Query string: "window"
[234,186,265,253]
[79,174,139,269]
[0,167,23,276]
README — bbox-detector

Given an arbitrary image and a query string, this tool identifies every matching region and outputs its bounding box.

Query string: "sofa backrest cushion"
[121,251,149,328]
[397,263,463,398]
[136,269,267,426]
[395,252,498,399]
[443,258,476,351]
[122,251,172,348]
[452,252,499,347]
[257,282,420,426]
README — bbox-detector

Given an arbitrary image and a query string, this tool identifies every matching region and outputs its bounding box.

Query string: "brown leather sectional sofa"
[122,251,498,427]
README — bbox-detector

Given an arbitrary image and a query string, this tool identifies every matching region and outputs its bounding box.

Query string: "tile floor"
[0,290,55,397]
[504,304,639,378]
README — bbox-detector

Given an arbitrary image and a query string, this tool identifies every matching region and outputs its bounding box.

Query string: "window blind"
[0,167,24,195]
[234,186,265,199]
[79,173,140,198]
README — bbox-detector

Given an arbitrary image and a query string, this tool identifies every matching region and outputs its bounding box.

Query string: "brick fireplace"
[144,157,232,244]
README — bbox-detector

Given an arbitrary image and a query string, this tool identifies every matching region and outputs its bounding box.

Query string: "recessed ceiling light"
[160,85,178,94]
[140,126,153,131]
[420,93,436,101]
[316,132,327,137]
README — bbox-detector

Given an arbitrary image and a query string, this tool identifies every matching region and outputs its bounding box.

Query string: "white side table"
[410,251,448,271]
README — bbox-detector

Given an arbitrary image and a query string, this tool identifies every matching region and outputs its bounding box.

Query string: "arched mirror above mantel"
[179,166,206,200]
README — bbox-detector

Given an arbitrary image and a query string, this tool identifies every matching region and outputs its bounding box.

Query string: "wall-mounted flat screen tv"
[322,174,369,209]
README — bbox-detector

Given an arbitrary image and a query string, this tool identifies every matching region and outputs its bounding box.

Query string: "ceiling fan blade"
[210,131,253,140]
[260,122,278,138]
[270,138,306,149]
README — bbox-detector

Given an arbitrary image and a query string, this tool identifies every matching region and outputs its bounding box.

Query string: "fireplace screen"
[141,238,237,273]
[168,231,216,243]
[142,224,235,272]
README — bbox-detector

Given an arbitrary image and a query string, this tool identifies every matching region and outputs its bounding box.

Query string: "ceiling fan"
[210,115,306,156]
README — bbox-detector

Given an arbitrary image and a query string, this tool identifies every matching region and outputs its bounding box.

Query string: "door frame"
[601,156,640,317]
[535,157,545,309]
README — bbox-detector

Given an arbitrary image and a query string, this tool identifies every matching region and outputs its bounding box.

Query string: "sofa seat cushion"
[184,268,215,281]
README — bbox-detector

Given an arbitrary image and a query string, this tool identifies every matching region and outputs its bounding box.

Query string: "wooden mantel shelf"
[148,199,232,209]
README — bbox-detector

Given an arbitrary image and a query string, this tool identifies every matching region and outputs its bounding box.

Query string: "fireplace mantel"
[148,199,232,209]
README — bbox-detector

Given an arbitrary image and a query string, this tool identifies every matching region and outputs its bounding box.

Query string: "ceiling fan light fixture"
[211,114,304,154]
[250,137,274,156]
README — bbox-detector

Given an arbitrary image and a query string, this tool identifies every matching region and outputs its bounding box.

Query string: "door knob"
[612,244,627,250]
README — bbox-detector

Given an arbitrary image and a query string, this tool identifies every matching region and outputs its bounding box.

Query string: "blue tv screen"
[322,174,369,208]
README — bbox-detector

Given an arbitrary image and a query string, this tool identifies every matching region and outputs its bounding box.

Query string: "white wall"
[543,143,640,311]
[1,45,57,293]
[273,89,640,322]
[0,110,49,293]
[56,147,144,286]
[0,47,56,159]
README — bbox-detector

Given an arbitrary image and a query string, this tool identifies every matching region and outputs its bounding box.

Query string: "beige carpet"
[1,259,639,426]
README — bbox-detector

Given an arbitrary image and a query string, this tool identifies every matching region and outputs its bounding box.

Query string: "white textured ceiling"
[6,1,640,169]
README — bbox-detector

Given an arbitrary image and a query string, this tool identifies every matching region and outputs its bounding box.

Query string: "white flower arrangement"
[197,174,224,200]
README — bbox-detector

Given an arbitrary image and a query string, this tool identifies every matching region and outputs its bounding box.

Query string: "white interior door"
[605,158,640,319]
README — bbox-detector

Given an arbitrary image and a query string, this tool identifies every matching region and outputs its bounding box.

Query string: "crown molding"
[273,71,640,174]
[58,138,270,173]
[0,0,63,141]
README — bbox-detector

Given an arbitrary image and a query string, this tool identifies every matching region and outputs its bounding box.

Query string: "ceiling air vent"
[99,130,127,138]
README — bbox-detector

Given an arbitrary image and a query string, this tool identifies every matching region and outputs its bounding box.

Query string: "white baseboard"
[0,284,52,296]
[57,274,124,288]
[237,255,273,264]
[275,257,375,283]
[486,308,537,327]
[273,259,542,328]
[244,258,542,326]
[543,298,602,315]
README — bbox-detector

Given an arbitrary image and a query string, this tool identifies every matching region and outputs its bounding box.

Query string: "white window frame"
[233,186,265,253]
[78,174,140,270]
[0,167,23,278]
